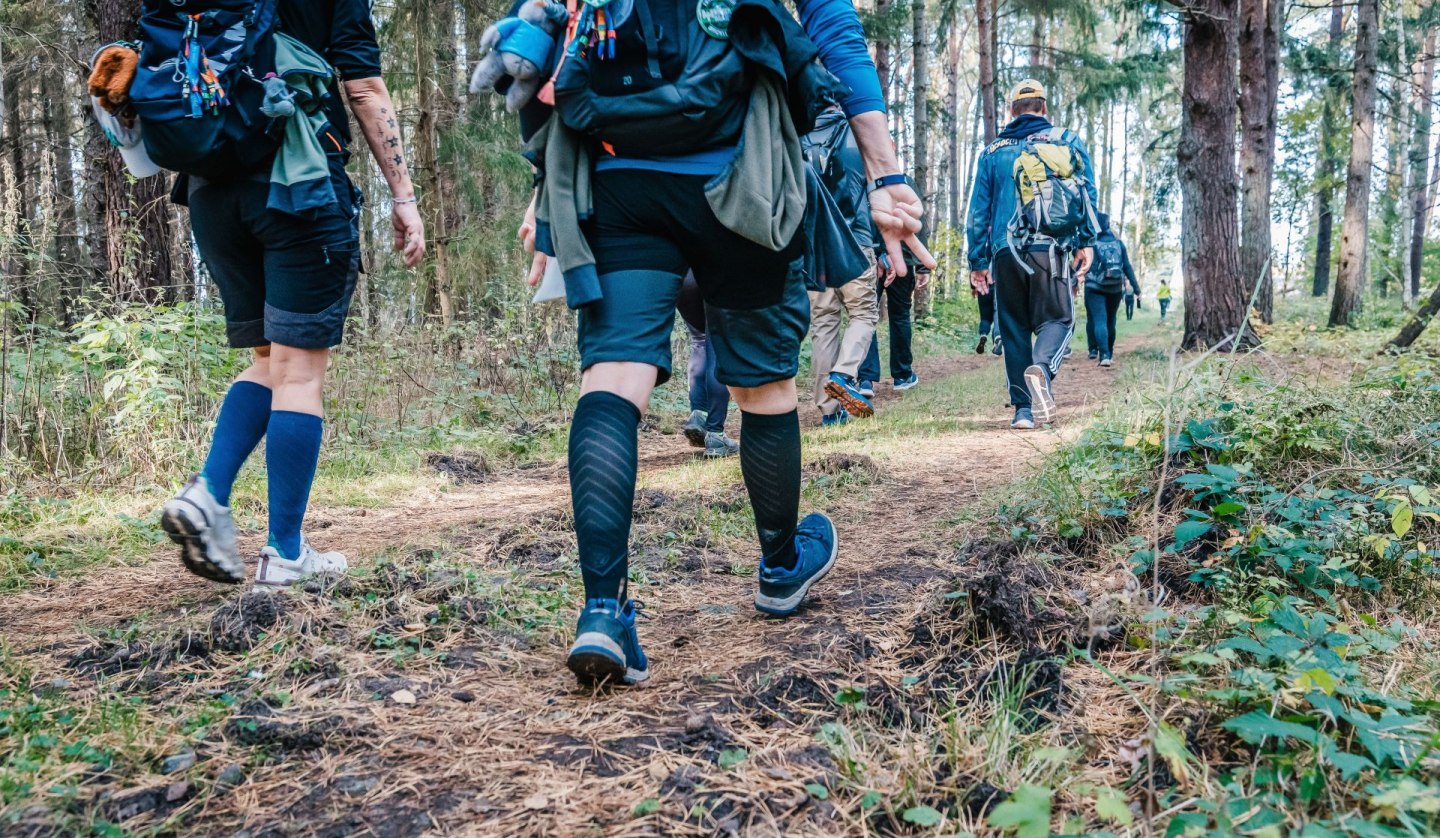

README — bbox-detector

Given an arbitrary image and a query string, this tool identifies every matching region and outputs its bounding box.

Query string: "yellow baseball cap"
[1009,79,1047,104]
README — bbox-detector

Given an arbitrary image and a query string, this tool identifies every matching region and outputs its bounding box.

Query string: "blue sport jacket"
[966,113,1099,271]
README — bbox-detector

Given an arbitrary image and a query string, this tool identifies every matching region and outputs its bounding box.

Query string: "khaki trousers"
[808,263,880,415]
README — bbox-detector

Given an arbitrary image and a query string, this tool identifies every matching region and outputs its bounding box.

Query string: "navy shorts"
[578,169,809,388]
[188,164,361,350]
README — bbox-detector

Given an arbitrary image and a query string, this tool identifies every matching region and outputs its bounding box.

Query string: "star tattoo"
[391,154,404,168]
[386,137,399,148]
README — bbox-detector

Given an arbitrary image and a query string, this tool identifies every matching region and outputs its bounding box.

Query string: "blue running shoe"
[824,372,874,418]
[755,513,839,616]
[858,380,876,398]
[1011,407,1036,430]
[821,408,850,427]
[567,598,650,686]
[893,373,919,391]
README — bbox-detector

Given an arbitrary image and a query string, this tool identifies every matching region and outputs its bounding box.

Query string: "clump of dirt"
[964,540,1078,648]
[965,649,1066,728]
[102,781,194,825]
[66,629,210,679]
[426,451,490,484]
[492,527,571,568]
[223,700,351,752]
[806,453,882,480]
[209,589,286,653]
[745,668,837,726]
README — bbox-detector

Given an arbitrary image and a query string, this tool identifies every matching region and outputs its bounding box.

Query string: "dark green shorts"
[578,170,809,388]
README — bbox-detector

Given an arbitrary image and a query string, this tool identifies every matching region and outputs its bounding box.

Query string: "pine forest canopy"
[1,0,1440,348]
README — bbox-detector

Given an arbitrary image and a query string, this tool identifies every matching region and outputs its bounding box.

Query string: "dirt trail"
[2,337,1149,837]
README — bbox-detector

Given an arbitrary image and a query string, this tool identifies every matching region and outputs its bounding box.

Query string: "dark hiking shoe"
[859,380,876,398]
[1088,349,1099,360]
[704,431,739,458]
[991,334,1004,356]
[682,410,707,449]
[1010,407,1036,430]
[755,513,839,616]
[1024,364,1056,424]
[567,598,650,686]
[975,334,988,354]
[824,372,875,418]
[893,373,920,391]
[162,476,245,584]
[821,408,850,427]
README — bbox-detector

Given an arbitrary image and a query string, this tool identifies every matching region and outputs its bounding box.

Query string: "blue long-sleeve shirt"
[965,114,1099,271]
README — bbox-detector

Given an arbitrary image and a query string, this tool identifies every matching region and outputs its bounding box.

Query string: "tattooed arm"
[344,76,426,268]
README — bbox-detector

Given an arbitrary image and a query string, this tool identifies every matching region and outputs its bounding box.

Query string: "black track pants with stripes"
[992,246,1075,408]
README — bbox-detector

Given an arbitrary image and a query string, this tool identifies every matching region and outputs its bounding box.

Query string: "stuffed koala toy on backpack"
[469,0,570,112]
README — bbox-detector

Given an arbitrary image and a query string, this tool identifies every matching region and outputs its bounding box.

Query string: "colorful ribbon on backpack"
[182,13,229,117]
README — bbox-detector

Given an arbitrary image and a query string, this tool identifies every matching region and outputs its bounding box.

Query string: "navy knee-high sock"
[739,410,802,571]
[266,410,323,560]
[569,391,641,602]
[200,381,272,506]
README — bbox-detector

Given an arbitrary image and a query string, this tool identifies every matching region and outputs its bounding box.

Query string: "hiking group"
[92,0,1150,687]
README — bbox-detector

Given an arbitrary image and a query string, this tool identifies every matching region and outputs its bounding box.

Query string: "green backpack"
[1006,128,1097,267]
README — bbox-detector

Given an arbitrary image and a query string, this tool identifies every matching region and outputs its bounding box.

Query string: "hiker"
[1157,280,1172,320]
[503,0,933,685]
[1124,278,1140,321]
[804,107,881,426]
[1084,212,1140,367]
[966,79,1098,429]
[678,273,739,457]
[859,212,930,394]
[975,286,997,354]
[136,0,425,586]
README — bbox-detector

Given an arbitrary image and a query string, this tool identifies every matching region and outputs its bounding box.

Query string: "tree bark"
[876,0,893,96]
[1312,0,1345,298]
[1387,279,1440,348]
[1406,27,1437,308]
[86,0,178,305]
[947,21,961,230]
[1329,0,1379,328]
[976,0,996,143]
[1178,0,1257,351]
[911,0,929,202]
[415,0,455,325]
[1237,0,1282,323]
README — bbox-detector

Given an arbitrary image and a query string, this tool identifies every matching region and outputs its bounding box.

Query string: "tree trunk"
[1406,27,1437,308]
[976,0,996,143]
[1178,0,1257,351]
[876,0,892,96]
[1329,0,1379,328]
[1311,0,1345,298]
[947,22,962,231]
[911,0,929,202]
[86,0,178,305]
[1387,279,1440,348]
[1237,0,1282,323]
[415,0,454,325]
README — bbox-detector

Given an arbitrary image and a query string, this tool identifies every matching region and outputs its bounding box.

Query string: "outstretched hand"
[870,182,935,278]
[520,197,546,286]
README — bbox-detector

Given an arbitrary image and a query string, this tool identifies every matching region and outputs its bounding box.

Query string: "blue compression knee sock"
[265,410,323,560]
[200,381,272,506]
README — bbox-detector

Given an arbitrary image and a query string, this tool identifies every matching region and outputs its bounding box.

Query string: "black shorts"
[189,164,361,350]
[578,169,808,387]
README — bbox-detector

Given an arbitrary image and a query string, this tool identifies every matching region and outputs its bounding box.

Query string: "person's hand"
[869,182,935,278]
[519,197,547,286]
[970,269,992,295]
[1072,246,1094,282]
[916,269,932,290]
[393,201,426,268]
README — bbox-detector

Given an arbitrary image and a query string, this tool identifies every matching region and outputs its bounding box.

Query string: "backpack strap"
[633,0,663,80]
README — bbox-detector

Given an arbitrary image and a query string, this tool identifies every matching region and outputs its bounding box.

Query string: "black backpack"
[128,0,283,179]
[1090,237,1126,293]
[551,0,751,156]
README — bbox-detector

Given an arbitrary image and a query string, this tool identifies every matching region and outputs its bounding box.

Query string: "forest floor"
[3,303,1436,837]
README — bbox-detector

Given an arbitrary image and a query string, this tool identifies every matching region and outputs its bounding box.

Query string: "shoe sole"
[1024,365,1056,425]
[754,515,839,617]
[1011,419,1036,430]
[894,379,919,391]
[682,425,707,449]
[160,502,244,584]
[824,381,874,418]
[1100,359,1113,368]
[703,448,738,458]
[975,337,987,354]
[567,633,649,686]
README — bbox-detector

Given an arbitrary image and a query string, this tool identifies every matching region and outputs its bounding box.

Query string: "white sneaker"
[255,540,348,587]
[162,476,245,584]
[1024,364,1056,424]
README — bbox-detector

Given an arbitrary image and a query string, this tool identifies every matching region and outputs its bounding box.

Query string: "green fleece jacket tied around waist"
[530,71,805,309]
[266,33,342,217]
